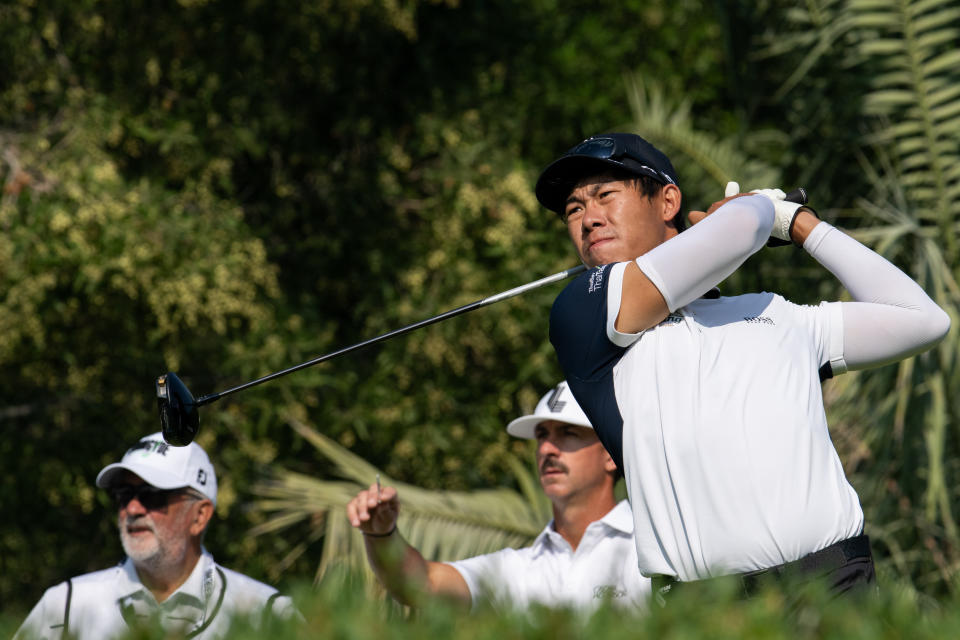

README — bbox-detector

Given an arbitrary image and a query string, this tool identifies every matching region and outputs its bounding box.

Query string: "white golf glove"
[750,187,803,244]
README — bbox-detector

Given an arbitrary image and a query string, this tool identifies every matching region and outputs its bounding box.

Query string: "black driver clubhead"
[156,372,200,446]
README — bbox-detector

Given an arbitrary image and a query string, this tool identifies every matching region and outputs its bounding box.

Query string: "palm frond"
[828,147,960,593]
[829,4,960,561]
[753,0,862,100]
[248,417,550,587]
[622,74,783,200]
[849,0,960,258]
[754,0,960,588]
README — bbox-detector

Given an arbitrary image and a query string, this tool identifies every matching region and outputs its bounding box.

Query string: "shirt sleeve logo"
[587,265,609,294]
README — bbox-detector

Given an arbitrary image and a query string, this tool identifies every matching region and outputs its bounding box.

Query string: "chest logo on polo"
[743,315,775,326]
[593,585,627,599]
[203,568,215,601]
[659,314,683,326]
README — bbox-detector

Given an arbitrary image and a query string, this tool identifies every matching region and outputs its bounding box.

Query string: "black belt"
[652,534,873,599]
[760,534,871,578]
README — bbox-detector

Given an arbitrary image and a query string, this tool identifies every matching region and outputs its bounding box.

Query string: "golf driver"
[157,264,587,445]
[156,187,808,446]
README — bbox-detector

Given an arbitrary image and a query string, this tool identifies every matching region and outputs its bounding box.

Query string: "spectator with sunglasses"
[16,433,297,639]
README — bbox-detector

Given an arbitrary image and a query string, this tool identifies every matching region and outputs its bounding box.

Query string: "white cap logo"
[95,432,218,505]
[506,382,593,440]
[546,385,566,413]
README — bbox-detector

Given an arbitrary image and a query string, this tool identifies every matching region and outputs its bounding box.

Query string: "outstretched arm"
[346,484,471,607]
[792,210,951,370]
[617,194,774,333]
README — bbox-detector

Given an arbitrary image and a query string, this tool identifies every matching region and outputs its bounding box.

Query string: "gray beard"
[119,517,186,572]
[121,528,162,567]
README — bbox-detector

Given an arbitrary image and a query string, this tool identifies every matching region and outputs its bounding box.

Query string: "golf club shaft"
[195,264,588,406]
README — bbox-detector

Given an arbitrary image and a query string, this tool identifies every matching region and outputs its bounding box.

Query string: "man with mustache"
[346,381,650,611]
[16,433,296,639]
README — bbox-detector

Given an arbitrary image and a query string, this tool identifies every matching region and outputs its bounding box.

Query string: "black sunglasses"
[109,484,198,510]
[568,137,671,184]
[570,137,621,158]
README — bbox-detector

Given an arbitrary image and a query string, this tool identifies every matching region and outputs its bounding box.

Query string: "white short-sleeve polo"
[550,266,864,582]
[16,551,296,639]
[448,500,650,611]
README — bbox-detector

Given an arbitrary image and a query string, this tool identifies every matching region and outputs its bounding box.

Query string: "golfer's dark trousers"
[651,534,876,601]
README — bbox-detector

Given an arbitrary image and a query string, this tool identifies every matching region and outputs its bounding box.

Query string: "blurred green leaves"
[2,0,959,623]
[0,0,735,615]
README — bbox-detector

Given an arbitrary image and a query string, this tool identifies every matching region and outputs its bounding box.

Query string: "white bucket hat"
[506,381,593,439]
[96,432,218,505]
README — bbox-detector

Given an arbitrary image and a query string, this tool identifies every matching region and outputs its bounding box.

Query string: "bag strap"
[61,578,73,639]
[185,567,227,639]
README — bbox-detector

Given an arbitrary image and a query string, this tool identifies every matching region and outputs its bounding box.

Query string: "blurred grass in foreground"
[5,569,960,640]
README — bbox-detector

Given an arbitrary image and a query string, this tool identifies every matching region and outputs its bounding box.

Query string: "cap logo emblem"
[547,384,567,413]
[129,439,170,457]
[197,469,207,486]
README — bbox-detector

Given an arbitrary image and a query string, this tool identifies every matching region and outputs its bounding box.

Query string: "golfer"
[346,381,650,611]
[536,133,950,594]
[16,433,297,639]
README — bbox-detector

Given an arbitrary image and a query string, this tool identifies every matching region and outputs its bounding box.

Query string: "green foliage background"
[1,0,958,628]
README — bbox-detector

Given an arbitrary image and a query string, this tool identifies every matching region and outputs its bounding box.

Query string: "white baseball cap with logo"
[506,381,593,439]
[96,432,218,505]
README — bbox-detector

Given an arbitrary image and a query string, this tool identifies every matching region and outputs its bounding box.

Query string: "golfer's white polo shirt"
[448,500,649,611]
[550,263,864,582]
[16,550,296,639]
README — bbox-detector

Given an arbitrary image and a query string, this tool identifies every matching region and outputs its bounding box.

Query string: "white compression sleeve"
[804,222,951,370]
[635,194,774,312]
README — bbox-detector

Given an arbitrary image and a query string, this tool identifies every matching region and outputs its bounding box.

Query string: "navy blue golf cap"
[535,133,679,215]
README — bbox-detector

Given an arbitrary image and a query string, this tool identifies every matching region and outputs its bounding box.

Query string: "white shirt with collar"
[16,549,296,640]
[447,500,649,611]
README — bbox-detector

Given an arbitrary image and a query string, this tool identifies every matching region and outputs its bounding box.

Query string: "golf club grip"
[765,187,809,247]
[784,187,807,205]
